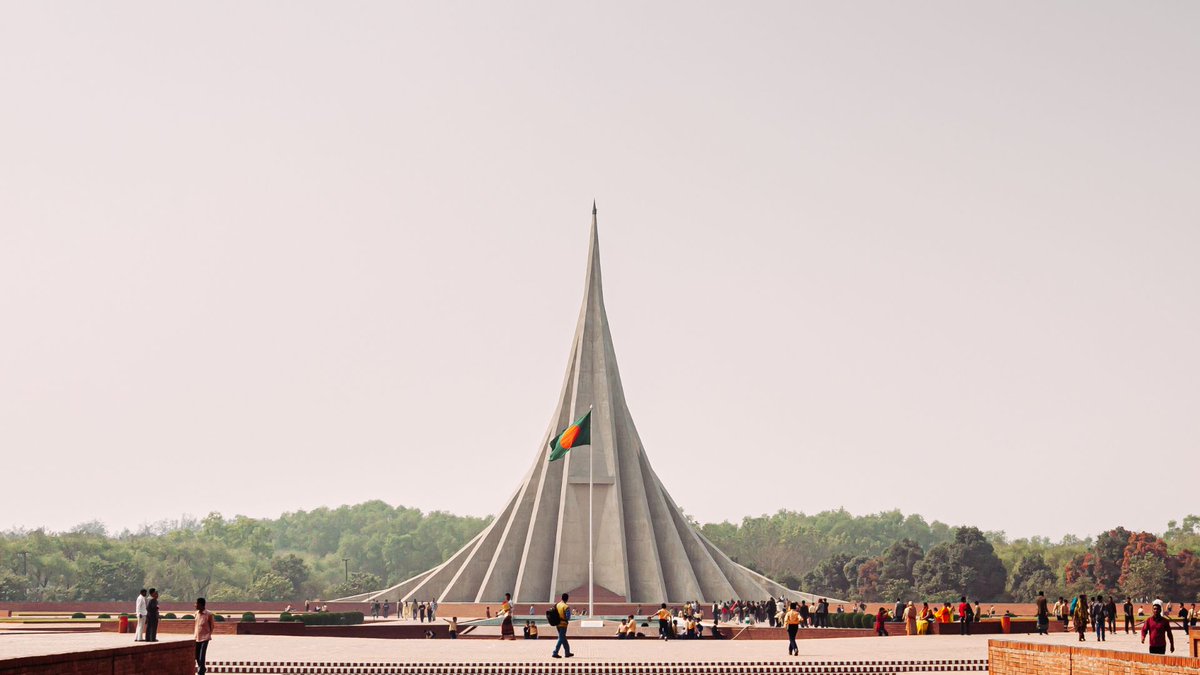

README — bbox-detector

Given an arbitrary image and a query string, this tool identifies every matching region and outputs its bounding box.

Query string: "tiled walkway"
[0,627,1180,673]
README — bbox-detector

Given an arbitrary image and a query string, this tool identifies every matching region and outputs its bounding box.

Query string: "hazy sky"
[2,2,1197,540]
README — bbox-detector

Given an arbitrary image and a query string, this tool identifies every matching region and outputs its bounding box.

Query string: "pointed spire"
[343,207,831,606]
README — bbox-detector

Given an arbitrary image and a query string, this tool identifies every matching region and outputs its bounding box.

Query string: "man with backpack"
[549,593,574,658]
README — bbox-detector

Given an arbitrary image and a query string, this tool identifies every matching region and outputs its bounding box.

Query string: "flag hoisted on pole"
[548,406,595,615]
[548,410,591,462]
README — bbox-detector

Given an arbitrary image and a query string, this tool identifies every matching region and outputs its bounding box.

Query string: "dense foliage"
[702,509,1200,603]
[0,501,488,602]
[2,503,1198,602]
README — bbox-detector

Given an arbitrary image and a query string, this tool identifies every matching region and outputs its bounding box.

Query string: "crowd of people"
[367,598,439,622]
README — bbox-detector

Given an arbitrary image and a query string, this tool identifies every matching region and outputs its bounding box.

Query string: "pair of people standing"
[134,588,160,642]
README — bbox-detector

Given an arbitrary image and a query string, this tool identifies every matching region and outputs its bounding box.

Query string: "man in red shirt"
[958,597,971,635]
[1141,602,1175,655]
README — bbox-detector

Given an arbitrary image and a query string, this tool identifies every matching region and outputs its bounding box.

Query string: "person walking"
[958,597,971,636]
[874,607,890,636]
[1105,596,1117,634]
[371,600,379,621]
[551,592,574,659]
[1180,603,1190,636]
[499,593,515,640]
[418,603,426,622]
[193,598,215,675]
[145,589,161,642]
[784,602,801,655]
[1073,594,1088,641]
[656,603,673,640]
[1141,602,1175,654]
[1035,592,1049,635]
[1091,596,1106,641]
[134,589,148,642]
[1124,598,1135,634]
[382,599,390,619]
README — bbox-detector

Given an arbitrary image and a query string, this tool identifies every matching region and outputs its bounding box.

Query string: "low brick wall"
[98,619,241,635]
[989,639,1200,675]
[0,640,192,675]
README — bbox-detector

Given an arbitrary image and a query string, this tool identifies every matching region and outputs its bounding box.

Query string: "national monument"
[343,206,815,606]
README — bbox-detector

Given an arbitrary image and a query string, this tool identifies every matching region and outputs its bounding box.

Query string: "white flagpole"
[588,421,594,617]
[588,405,595,618]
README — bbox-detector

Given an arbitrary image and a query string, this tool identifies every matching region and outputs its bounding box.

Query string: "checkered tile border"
[203,658,989,674]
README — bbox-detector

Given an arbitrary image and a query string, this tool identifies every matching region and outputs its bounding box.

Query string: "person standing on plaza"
[874,606,890,636]
[145,588,161,642]
[134,589,148,642]
[371,600,379,621]
[499,593,515,640]
[193,597,215,675]
[894,599,905,624]
[1124,597,1135,633]
[443,616,458,638]
[1141,601,1175,654]
[382,599,390,619]
[784,602,801,655]
[958,597,971,636]
[1179,603,1190,635]
[1035,592,1049,635]
[904,601,917,636]
[1073,594,1088,641]
[418,602,426,622]
[1105,596,1117,634]
[551,592,574,659]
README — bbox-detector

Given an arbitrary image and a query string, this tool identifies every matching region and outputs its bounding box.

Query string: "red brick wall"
[0,641,191,675]
[989,639,1200,675]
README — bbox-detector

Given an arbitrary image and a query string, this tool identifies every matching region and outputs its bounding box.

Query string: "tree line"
[2,503,1198,603]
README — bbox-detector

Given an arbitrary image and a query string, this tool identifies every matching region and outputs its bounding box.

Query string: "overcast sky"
[1,1,1196,540]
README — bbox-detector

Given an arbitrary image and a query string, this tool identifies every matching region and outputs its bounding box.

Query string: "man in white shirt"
[134,589,148,642]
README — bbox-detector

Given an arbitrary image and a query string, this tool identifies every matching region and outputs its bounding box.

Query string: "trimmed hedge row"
[294,611,364,626]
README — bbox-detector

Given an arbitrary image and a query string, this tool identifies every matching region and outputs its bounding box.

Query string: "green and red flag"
[548,410,591,462]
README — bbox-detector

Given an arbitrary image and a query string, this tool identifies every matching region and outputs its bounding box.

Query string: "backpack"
[545,607,561,626]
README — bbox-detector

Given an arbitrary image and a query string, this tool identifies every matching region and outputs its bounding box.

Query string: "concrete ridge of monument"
[344,205,832,605]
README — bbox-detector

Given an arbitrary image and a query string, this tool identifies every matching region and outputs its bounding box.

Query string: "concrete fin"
[361,206,825,604]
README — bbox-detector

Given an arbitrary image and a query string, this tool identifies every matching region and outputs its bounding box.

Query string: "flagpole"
[588,405,594,618]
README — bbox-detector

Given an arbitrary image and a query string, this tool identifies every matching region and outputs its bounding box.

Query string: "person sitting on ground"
[625,615,638,639]
[523,621,532,639]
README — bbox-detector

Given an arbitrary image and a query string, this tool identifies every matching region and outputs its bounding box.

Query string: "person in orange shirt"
[655,603,673,640]
[193,597,216,675]
[784,602,801,655]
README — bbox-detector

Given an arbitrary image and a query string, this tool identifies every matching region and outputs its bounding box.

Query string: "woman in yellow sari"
[499,593,515,640]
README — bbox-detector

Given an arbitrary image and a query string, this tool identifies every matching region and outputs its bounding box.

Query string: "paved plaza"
[0,627,1182,670]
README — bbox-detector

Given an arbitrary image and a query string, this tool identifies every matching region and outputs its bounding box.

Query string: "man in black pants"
[1123,598,1135,634]
[958,597,971,635]
[145,588,161,642]
[1105,596,1117,634]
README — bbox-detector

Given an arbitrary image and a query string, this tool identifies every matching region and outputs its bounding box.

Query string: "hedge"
[296,611,364,626]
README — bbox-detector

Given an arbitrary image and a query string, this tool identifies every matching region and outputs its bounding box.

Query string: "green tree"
[249,571,294,601]
[270,554,310,595]
[1122,556,1171,601]
[74,556,144,601]
[1009,552,1057,601]
[330,572,381,598]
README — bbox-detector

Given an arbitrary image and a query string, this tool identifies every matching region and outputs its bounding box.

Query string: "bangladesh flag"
[548,410,591,462]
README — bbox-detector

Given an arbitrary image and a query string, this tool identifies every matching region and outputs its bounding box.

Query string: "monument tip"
[592,199,597,215]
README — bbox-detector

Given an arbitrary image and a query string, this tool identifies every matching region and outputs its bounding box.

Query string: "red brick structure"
[0,641,191,675]
[989,639,1200,675]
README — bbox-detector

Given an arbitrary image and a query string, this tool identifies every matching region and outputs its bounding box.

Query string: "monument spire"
[346,206,824,605]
